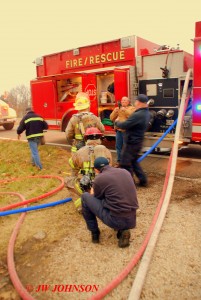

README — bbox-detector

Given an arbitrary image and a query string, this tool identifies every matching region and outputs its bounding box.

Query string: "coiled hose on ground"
[0,175,71,300]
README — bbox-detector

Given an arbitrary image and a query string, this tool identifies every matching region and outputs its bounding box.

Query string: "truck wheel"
[62,119,68,132]
[105,136,115,142]
[3,123,15,130]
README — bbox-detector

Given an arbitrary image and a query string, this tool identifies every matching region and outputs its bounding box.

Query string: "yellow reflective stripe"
[74,182,82,194]
[25,117,44,124]
[83,162,90,169]
[69,157,75,169]
[74,198,81,208]
[71,146,77,153]
[75,134,83,139]
[27,133,43,139]
[79,168,94,176]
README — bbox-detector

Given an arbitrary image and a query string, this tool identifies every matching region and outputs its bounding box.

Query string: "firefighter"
[110,96,136,167]
[81,156,139,247]
[65,127,112,212]
[65,92,105,157]
[17,107,48,170]
[115,94,150,186]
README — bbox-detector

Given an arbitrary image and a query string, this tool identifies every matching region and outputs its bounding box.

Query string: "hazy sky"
[0,0,200,95]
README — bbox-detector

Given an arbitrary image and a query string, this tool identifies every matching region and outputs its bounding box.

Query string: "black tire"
[3,123,15,130]
[105,136,115,142]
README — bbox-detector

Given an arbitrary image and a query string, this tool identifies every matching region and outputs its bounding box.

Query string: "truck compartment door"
[31,80,57,129]
[114,68,128,101]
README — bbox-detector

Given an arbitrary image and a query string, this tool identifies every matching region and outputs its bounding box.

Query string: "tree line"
[0,85,31,117]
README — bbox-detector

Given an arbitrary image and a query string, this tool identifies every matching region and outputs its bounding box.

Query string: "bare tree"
[6,85,31,117]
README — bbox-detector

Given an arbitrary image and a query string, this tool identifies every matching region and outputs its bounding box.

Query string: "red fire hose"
[0,175,64,212]
[1,175,65,300]
[2,156,171,300]
[88,152,173,300]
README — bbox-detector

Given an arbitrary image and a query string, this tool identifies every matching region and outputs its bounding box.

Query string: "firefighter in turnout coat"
[65,92,105,157]
[65,127,112,212]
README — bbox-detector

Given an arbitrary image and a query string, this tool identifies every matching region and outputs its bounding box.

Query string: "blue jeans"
[28,137,42,169]
[82,193,136,233]
[115,130,124,162]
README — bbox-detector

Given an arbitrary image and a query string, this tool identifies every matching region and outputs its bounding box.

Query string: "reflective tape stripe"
[75,134,83,139]
[71,146,77,153]
[74,198,81,208]
[69,157,75,169]
[83,162,90,169]
[25,117,44,124]
[192,125,201,133]
[74,182,82,194]
[80,168,93,174]
[45,119,59,126]
[27,133,43,139]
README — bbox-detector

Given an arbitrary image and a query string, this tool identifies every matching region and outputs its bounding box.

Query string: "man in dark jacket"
[17,107,48,170]
[115,94,150,187]
[81,157,139,248]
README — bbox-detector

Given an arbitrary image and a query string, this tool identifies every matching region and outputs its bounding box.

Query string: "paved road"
[0,125,67,144]
[0,125,117,152]
[1,125,201,158]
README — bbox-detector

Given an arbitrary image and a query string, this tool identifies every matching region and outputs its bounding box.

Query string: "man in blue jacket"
[17,107,48,170]
[115,94,150,187]
[81,157,139,248]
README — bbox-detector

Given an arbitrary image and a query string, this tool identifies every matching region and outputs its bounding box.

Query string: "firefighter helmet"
[73,92,90,110]
[84,127,103,140]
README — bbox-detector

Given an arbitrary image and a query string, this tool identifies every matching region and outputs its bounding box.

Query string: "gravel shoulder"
[0,151,201,300]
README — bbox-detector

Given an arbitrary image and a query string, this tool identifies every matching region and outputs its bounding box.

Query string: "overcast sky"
[0,0,200,95]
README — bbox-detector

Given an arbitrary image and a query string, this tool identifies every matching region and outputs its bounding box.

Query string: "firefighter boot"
[64,176,76,189]
[117,229,131,248]
[91,229,100,244]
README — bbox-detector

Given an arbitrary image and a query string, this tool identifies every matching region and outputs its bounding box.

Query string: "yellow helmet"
[73,92,90,110]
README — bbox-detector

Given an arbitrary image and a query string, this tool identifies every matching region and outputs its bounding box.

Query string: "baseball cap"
[94,157,109,170]
[136,94,148,103]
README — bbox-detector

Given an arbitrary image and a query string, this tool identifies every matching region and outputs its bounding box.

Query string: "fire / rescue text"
[66,50,125,69]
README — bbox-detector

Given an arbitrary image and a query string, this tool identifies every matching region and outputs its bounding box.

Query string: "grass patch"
[0,140,71,201]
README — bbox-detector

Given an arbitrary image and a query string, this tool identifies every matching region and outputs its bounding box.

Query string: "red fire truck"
[31,21,201,150]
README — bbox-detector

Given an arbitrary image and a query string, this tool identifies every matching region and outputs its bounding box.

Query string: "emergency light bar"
[196,104,201,111]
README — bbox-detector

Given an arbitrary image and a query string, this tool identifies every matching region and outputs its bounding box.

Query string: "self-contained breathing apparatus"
[75,113,104,150]
[78,127,103,192]
[76,114,86,150]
